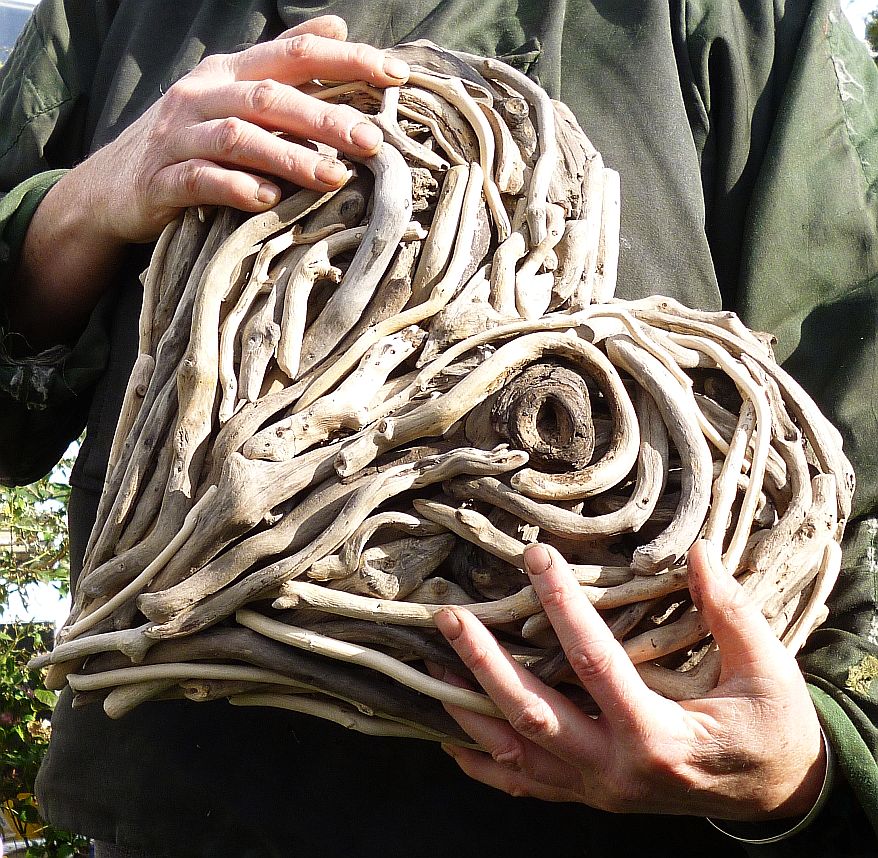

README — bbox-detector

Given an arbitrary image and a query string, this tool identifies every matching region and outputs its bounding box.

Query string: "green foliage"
[1,454,89,856]
[867,10,878,63]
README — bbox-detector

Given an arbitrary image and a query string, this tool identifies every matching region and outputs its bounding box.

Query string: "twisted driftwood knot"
[36,41,854,745]
[491,362,595,471]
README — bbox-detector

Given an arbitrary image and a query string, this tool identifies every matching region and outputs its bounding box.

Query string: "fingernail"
[256,183,280,204]
[435,608,462,642]
[523,543,552,576]
[350,121,383,150]
[383,56,409,80]
[314,158,349,186]
[440,742,457,758]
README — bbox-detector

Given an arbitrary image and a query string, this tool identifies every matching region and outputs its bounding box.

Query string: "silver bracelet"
[706,727,836,845]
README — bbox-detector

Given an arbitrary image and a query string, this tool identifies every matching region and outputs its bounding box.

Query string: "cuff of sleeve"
[0,169,68,286]
[705,726,836,845]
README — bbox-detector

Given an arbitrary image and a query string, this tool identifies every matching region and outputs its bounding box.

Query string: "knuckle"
[284,33,319,61]
[465,641,494,675]
[490,741,525,772]
[566,638,617,683]
[314,103,348,135]
[213,117,248,157]
[178,161,205,198]
[508,698,556,741]
[246,79,283,115]
[536,581,573,613]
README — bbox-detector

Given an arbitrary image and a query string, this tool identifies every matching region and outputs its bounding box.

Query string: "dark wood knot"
[490,361,595,471]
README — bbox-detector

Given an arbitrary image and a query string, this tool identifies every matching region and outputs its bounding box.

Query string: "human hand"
[433,540,826,821]
[74,14,408,244]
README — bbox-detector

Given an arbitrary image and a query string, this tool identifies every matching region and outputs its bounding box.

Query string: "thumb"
[278,15,349,42]
[687,540,786,678]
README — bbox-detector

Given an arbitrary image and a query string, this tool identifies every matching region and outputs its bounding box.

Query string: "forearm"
[6,165,127,348]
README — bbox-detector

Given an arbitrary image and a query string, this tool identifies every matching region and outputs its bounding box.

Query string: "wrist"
[707,726,836,844]
[9,168,127,346]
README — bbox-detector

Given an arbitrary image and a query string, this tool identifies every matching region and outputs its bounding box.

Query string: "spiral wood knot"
[491,362,595,471]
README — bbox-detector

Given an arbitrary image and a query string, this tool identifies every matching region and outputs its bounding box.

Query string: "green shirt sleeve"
[0,3,112,486]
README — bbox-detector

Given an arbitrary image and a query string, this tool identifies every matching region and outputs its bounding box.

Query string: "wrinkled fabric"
[0,0,876,855]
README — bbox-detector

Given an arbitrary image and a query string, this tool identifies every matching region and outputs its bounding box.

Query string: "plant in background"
[1,452,89,857]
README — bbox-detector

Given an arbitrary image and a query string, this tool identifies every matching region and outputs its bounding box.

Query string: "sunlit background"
[0,0,875,629]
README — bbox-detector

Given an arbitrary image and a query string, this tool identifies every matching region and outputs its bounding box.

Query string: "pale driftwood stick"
[743,475,837,618]
[606,335,713,573]
[149,208,215,358]
[400,86,481,162]
[759,476,838,621]
[552,219,592,309]
[29,624,153,669]
[237,288,281,403]
[623,608,707,664]
[139,215,182,356]
[296,145,413,377]
[692,391,789,506]
[589,169,621,303]
[373,86,450,170]
[339,512,444,572]
[115,422,176,553]
[145,448,527,638]
[203,377,309,488]
[328,239,422,356]
[406,577,473,605]
[406,71,509,240]
[276,240,343,379]
[103,679,178,719]
[670,333,771,573]
[69,663,310,694]
[635,645,722,701]
[747,398,813,574]
[106,353,155,476]
[236,609,500,717]
[515,205,565,319]
[569,153,605,309]
[479,100,525,194]
[409,499,630,584]
[303,618,468,674]
[489,228,527,318]
[295,163,487,411]
[327,533,456,600]
[453,51,557,245]
[783,544,837,653]
[247,327,425,461]
[180,680,300,703]
[229,692,475,747]
[701,402,755,546]
[62,487,217,642]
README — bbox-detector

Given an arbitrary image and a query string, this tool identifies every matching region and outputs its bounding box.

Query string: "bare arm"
[6,15,408,348]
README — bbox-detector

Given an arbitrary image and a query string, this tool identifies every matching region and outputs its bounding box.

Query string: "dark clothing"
[1,1,877,855]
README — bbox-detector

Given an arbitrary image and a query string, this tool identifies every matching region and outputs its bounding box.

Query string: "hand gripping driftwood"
[36,41,854,745]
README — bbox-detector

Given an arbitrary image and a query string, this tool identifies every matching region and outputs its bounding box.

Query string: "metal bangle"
[705,726,836,845]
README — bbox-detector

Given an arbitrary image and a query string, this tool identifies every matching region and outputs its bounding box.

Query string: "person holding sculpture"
[1,2,876,855]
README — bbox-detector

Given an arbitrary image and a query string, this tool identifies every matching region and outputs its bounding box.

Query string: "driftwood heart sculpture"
[36,43,854,745]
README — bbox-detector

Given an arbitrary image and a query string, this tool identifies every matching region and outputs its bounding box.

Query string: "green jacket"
[1,1,876,855]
